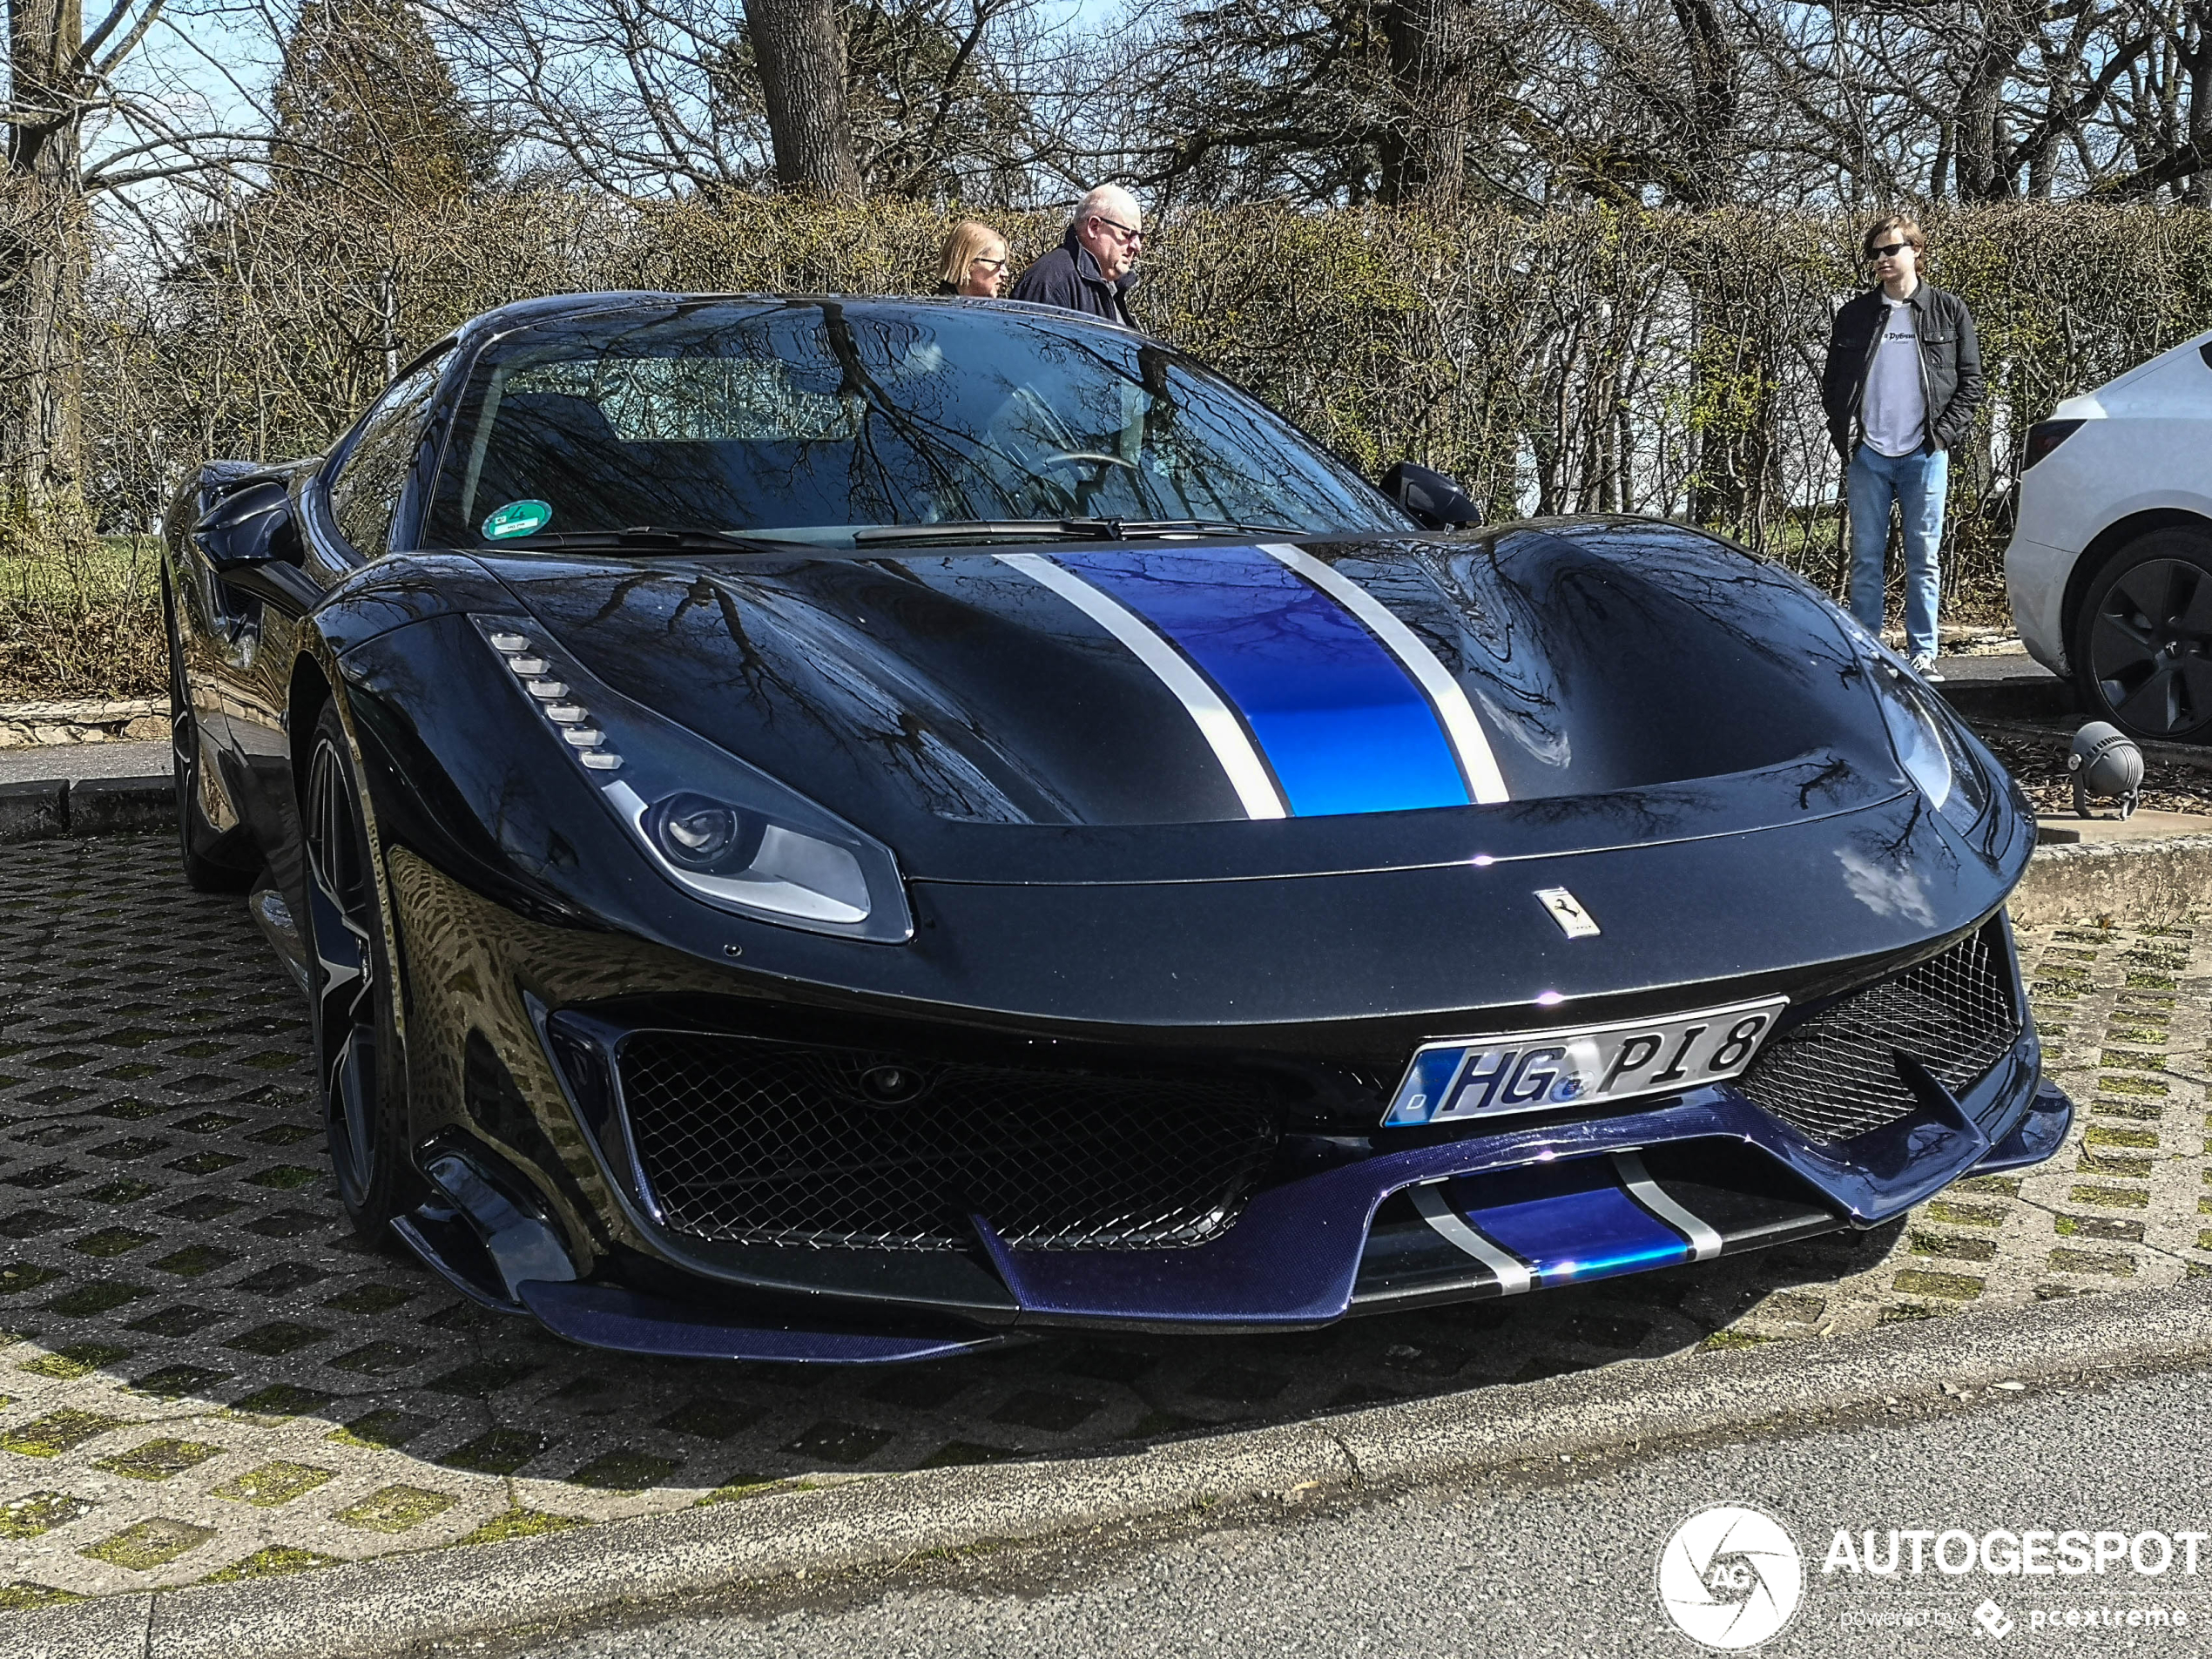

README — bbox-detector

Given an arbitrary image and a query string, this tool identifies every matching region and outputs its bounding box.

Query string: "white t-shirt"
[1860,299,1926,457]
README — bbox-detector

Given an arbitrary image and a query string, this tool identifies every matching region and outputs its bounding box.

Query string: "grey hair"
[1074,184,1141,229]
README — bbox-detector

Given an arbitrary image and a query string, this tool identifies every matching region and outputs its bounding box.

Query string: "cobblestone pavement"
[0,835,2203,1611]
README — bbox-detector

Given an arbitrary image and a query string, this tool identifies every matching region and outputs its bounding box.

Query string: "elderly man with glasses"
[1819,212,1985,678]
[1008,184,1144,327]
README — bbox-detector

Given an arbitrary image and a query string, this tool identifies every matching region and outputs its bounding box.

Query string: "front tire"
[300,699,421,1238]
[2075,529,2212,742]
[164,576,254,893]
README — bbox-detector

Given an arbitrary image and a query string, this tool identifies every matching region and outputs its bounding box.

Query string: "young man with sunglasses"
[1820,213,1985,678]
[1008,184,1143,327]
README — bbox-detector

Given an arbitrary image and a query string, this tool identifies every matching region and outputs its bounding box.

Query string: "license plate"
[1381,996,1790,1128]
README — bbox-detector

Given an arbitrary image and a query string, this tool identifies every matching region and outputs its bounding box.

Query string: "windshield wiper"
[487,527,799,554]
[852,517,1305,546]
[1111,518,1305,538]
[853,519,1112,546]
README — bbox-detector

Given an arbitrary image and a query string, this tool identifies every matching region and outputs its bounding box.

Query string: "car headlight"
[469,615,913,942]
[1857,641,1993,831]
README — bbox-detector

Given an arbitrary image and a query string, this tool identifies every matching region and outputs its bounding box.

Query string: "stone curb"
[0,698,165,750]
[0,775,172,844]
[70,777,177,838]
[14,1278,2212,1659]
[0,779,67,843]
[2006,833,2212,928]
[1935,674,2073,724]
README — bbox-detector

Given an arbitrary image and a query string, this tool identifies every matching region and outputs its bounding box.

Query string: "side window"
[328,357,446,555]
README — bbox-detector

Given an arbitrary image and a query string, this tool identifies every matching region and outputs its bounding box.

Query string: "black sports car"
[165,293,2070,1363]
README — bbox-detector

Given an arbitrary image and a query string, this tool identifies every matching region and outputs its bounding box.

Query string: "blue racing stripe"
[1443,1160,1689,1285]
[1050,546,1470,816]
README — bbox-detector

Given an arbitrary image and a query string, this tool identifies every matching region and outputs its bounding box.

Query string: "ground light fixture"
[2068,720,2144,819]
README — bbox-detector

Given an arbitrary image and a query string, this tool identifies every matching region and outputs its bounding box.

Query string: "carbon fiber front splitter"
[391,1028,2070,1360]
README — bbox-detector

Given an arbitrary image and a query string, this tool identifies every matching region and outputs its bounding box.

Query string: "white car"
[2006,327,2212,740]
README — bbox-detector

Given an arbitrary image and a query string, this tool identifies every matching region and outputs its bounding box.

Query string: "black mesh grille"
[614,1031,1281,1251]
[1734,926,2020,1143]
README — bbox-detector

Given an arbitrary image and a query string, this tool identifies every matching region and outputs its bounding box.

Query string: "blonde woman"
[937,220,1009,299]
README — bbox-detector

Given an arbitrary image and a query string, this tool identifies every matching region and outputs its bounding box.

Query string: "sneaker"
[1909,655,1945,682]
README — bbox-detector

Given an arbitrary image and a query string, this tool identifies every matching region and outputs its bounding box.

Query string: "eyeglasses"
[969,256,1008,272]
[1867,241,1911,260]
[1091,215,1144,245]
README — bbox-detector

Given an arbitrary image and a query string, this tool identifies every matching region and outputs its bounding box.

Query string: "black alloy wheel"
[164,575,253,893]
[2078,530,2212,743]
[301,700,418,1237]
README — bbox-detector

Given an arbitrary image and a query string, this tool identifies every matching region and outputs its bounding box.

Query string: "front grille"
[613,1030,1281,1251]
[1734,925,2020,1143]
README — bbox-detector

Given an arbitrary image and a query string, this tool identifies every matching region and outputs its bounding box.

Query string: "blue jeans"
[1847,444,1948,661]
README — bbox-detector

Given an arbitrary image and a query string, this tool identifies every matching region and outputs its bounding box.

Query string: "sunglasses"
[1092,215,1144,245]
[1867,241,1912,260]
[969,256,1008,271]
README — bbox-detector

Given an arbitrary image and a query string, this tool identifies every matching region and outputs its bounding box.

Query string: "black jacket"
[1008,228,1137,327]
[1820,282,1984,458]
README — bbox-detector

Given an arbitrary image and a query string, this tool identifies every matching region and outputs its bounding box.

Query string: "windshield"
[424,300,1412,548]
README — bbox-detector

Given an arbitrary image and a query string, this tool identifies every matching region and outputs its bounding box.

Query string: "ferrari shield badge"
[483,498,553,540]
[1534,887,1600,939]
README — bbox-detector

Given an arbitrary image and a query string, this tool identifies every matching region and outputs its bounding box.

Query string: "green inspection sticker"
[482,498,552,540]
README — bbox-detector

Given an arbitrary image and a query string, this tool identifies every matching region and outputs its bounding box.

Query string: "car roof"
[2058,327,2212,420]
[451,291,1149,354]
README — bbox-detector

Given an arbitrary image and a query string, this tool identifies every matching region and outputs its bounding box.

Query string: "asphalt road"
[511,1359,2212,1659]
[0,738,166,783]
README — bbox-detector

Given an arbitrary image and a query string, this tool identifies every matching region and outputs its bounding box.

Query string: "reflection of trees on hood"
[732,575,1065,822]
[1432,523,1895,792]
[1836,800,1955,930]
[1496,783,1689,843]
[1541,521,1855,681]
[560,561,1066,823]
[1440,543,1568,769]
[1790,754,1852,812]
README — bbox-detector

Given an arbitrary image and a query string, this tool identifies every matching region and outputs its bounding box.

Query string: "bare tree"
[1736,1,2208,206]
[6,0,137,534]
[743,0,861,192]
[1118,0,1764,212]
[1380,0,1475,206]
[713,0,1045,198]
[4,0,294,544]
[272,0,499,207]
[448,0,1062,200]
[2098,0,2212,198]
[1116,0,1547,210]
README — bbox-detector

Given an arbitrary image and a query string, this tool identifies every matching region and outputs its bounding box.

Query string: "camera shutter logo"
[1656,1504,1804,1649]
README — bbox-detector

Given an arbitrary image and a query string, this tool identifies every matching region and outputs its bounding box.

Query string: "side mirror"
[1381,462,1482,529]
[194,477,303,570]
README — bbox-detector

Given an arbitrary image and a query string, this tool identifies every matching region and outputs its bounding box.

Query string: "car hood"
[476,522,1911,883]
